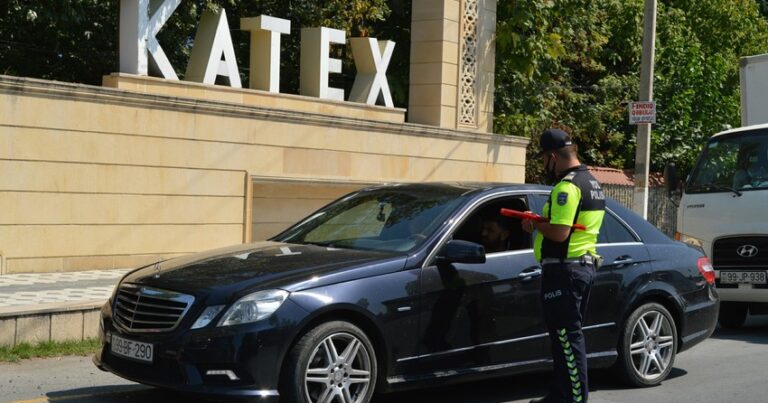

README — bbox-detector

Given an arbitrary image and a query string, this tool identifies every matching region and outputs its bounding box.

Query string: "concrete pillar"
[475,0,497,133]
[408,0,496,133]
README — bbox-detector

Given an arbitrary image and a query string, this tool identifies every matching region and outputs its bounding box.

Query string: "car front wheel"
[617,302,678,387]
[282,321,377,403]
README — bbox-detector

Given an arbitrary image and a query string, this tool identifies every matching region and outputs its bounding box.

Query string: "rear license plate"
[720,271,768,284]
[111,334,153,364]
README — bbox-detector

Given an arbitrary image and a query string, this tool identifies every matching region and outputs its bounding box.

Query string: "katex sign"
[119,0,395,107]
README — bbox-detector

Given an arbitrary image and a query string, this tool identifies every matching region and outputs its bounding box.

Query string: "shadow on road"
[710,314,768,345]
[30,365,694,403]
[373,372,552,403]
[372,367,687,403]
[43,385,213,403]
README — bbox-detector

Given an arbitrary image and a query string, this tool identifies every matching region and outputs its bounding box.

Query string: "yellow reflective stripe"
[558,328,583,402]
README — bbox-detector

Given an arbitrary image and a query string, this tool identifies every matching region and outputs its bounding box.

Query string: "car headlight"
[675,232,705,248]
[217,290,289,327]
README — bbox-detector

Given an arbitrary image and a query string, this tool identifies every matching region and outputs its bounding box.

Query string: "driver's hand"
[521,218,535,234]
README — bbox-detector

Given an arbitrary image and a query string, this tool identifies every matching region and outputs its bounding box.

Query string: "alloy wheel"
[304,332,372,403]
[628,310,675,382]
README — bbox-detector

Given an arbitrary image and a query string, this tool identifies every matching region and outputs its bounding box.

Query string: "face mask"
[544,154,558,185]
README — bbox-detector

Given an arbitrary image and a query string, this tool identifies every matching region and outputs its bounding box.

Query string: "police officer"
[522,128,605,403]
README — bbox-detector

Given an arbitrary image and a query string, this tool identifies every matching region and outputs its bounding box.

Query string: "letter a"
[119,0,180,79]
[186,8,242,88]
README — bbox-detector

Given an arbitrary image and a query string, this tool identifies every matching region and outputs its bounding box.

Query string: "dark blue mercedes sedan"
[93,183,718,403]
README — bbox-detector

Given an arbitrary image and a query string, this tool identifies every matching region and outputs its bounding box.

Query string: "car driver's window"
[453,197,532,254]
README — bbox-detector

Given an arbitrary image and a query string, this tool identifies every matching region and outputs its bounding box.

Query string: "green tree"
[650,0,768,174]
[0,1,118,85]
[495,0,768,182]
[756,0,768,17]
[495,0,640,181]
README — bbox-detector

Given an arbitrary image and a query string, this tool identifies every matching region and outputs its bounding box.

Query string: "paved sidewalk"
[0,269,130,314]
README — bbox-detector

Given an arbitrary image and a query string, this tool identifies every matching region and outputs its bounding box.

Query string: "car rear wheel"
[617,303,677,387]
[282,321,377,403]
[718,302,748,329]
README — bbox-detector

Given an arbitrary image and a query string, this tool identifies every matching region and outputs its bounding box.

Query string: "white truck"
[666,54,768,328]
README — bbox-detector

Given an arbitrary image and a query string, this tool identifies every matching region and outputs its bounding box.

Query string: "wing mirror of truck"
[664,162,679,195]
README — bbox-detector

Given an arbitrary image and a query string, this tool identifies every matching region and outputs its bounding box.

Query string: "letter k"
[120,0,181,79]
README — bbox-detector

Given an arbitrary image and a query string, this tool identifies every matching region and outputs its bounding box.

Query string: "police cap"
[538,128,573,156]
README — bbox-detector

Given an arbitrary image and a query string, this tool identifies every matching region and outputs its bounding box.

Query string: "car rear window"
[598,212,638,244]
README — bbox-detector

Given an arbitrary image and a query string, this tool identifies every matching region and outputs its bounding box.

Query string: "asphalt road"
[2,316,767,403]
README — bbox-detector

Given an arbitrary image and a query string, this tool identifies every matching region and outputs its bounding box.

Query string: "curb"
[0,300,106,348]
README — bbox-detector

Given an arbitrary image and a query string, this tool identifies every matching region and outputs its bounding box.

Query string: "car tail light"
[697,257,715,285]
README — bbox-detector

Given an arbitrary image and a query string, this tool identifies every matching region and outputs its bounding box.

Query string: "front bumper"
[93,299,308,401]
[714,285,768,303]
[93,354,280,401]
[714,268,768,302]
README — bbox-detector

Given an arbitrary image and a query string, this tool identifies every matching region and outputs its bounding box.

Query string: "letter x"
[349,38,395,107]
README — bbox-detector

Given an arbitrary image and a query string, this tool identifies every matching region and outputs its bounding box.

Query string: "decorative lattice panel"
[458,0,479,127]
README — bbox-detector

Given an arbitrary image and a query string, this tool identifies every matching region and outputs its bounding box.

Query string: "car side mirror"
[664,162,679,195]
[436,240,486,264]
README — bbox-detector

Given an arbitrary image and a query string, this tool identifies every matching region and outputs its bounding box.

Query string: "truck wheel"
[282,321,377,403]
[616,303,678,387]
[718,302,748,329]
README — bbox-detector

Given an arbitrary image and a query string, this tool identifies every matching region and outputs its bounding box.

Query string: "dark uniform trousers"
[540,260,596,403]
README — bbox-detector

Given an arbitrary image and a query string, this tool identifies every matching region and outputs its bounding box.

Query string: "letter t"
[241,16,291,93]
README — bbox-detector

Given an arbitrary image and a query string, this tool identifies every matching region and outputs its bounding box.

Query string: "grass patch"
[0,338,101,362]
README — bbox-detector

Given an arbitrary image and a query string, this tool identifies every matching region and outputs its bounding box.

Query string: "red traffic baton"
[500,208,587,231]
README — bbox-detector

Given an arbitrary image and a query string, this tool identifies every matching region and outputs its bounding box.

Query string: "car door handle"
[613,255,634,265]
[519,267,542,281]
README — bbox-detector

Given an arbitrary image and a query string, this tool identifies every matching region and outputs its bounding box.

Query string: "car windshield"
[687,131,768,193]
[273,186,471,253]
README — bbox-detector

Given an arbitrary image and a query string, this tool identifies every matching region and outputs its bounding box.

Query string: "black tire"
[282,321,378,403]
[718,302,748,329]
[616,302,678,387]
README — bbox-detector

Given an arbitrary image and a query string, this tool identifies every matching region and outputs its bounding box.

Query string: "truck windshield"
[687,131,768,193]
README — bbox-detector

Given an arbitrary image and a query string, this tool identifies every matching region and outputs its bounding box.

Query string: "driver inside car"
[480,214,513,254]
[733,146,768,189]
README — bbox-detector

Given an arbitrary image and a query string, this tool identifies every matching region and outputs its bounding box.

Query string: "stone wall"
[0,74,527,274]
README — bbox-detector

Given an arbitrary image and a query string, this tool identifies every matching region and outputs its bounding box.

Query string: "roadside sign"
[629,101,656,124]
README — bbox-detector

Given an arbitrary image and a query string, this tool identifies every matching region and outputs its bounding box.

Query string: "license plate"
[720,271,768,284]
[110,334,154,364]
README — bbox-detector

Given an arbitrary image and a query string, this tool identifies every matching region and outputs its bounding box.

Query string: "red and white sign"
[629,101,657,124]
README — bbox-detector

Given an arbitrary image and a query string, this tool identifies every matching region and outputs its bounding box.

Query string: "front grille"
[113,284,194,333]
[712,236,768,268]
